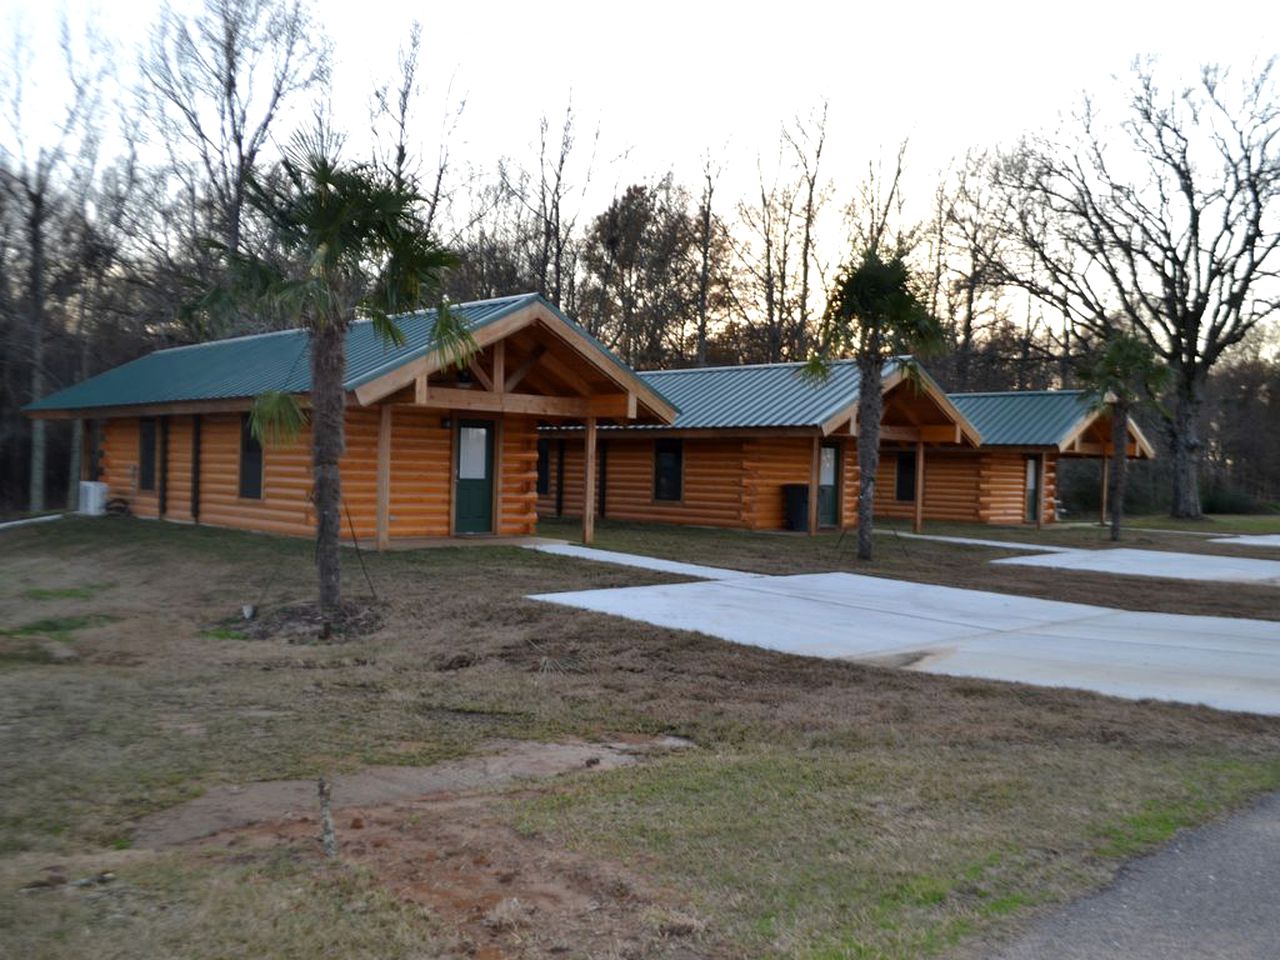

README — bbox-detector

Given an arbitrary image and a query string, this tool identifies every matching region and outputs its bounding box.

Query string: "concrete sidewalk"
[986,792,1280,959]
[1213,534,1280,548]
[993,547,1280,584]
[532,571,1280,714]
[525,542,755,581]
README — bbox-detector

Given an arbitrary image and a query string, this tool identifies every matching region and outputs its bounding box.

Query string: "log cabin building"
[24,294,676,547]
[26,292,1153,546]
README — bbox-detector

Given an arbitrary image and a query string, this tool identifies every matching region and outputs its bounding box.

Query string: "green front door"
[455,420,494,534]
[818,443,839,527]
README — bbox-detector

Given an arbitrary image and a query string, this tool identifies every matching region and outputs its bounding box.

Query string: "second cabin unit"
[537,359,983,534]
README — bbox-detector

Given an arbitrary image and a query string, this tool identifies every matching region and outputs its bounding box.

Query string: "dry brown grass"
[2,516,1279,959]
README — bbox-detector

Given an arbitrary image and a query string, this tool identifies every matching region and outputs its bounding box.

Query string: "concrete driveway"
[531,572,1280,714]
[993,547,1280,584]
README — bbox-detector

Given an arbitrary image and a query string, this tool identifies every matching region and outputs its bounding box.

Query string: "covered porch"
[351,298,676,548]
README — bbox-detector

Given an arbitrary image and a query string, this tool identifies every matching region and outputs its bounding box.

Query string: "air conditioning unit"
[79,481,108,516]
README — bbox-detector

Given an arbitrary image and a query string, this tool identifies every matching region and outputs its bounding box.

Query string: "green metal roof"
[947,390,1091,447]
[634,359,898,430]
[25,293,663,414]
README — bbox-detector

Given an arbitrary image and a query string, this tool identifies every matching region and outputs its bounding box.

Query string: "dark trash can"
[782,484,809,531]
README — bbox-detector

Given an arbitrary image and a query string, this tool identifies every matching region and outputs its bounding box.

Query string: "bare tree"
[140,0,329,264]
[1,19,107,512]
[987,59,1280,517]
[693,156,720,365]
[784,100,830,355]
[370,21,467,237]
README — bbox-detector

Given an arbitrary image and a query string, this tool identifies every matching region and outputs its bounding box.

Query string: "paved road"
[986,792,1280,959]
[532,571,1280,714]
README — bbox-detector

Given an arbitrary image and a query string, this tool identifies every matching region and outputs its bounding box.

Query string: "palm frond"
[798,355,833,384]
[429,299,479,372]
[249,391,309,446]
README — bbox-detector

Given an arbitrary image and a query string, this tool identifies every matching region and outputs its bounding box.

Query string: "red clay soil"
[149,737,718,959]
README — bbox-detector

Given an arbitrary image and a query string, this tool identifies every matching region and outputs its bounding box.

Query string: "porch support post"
[375,405,392,550]
[555,439,565,517]
[807,434,820,536]
[583,416,597,545]
[492,340,505,394]
[913,440,926,534]
[1099,456,1109,526]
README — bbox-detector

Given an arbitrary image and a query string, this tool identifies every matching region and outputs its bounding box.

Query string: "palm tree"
[208,127,465,627]
[1078,331,1168,541]
[807,248,943,561]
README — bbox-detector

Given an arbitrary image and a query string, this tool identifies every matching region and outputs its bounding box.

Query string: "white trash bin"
[79,481,108,516]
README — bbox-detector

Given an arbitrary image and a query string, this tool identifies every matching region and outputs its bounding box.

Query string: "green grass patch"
[22,583,113,601]
[1125,513,1280,535]
[1093,758,1280,858]
[200,626,250,641]
[0,614,117,641]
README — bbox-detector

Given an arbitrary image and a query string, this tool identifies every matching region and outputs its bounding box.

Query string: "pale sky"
[6,0,1279,246]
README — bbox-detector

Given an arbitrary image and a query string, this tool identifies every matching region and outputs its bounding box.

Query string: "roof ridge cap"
[640,358,858,375]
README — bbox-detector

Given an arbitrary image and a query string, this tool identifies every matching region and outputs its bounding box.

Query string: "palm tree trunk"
[856,357,883,561]
[1108,401,1129,542]
[310,322,346,622]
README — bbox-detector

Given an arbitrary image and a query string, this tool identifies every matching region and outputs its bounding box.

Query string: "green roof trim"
[634,358,898,430]
[24,293,672,415]
[947,390,1093,447]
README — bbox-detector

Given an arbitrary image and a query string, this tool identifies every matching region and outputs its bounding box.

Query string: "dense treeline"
[2,2,1277,516]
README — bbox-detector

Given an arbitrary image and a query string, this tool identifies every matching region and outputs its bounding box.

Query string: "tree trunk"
[1108,401,1128,542]
[1168,371,1204,519]
[26,196,47,513]
[310,322,347,621]
[695,178,712,366]
[855,357,884,561]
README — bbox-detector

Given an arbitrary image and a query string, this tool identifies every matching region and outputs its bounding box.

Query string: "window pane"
[820,447,837,486]
[895,451,916,502]
[138,420,156,491]
[458,426,488,480]
[536,439,550,495]
[653,439,682,501]
[239,416,263,500]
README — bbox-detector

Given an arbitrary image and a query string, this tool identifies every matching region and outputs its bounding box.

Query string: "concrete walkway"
[1213,534,1280,549]
[987,791,1280,959]
[532,571,1280,714]
[525,543,755,581]
[994,547,1280,584]
[876,530,1072,553]
[0,513,62,532]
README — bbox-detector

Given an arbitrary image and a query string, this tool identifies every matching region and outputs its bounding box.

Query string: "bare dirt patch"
[136,736,691,847]
[245,598,385,643]
[211,790,719,960]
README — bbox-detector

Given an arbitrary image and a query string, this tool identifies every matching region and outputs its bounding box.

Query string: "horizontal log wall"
[542,436,748,528]
[387,407,451,538]
[873,449,983,523]
[196,413,316,538]
[102,419,158,518]
[499,416,539,536]
[166,416,194,521]
[976,451,1057,525]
